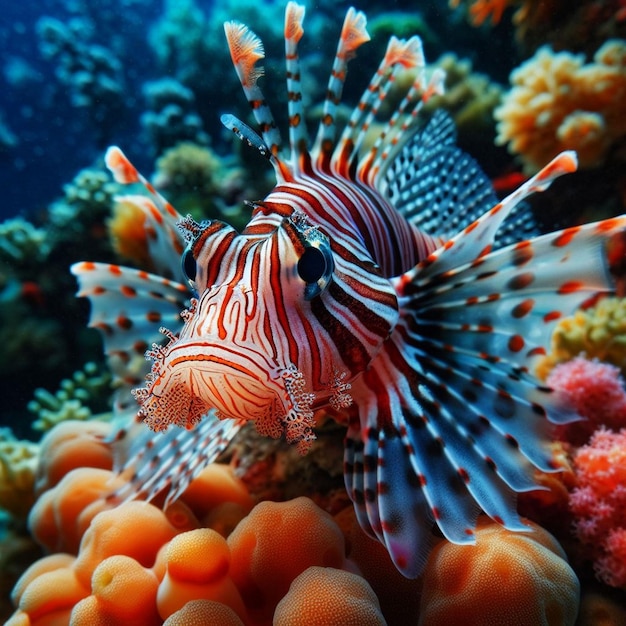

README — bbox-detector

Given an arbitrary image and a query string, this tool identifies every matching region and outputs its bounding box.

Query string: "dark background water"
[0,0,155,219]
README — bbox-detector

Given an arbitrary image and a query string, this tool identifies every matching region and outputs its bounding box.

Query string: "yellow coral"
[495,39,626,172]
[537,297,626,379]
[0,429,39,520]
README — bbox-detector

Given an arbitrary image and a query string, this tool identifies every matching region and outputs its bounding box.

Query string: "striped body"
[72,2,626,577]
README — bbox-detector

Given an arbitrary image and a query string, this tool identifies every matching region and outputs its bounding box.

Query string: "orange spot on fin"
[105,146,139,184]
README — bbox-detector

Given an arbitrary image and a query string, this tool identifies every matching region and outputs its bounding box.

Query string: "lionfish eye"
[181,247,197,287]
[298,241,334,300]
[298,247,327,283]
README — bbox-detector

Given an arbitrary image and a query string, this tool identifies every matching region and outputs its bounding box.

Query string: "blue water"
[0,0,512,219]
[0,0,156,218]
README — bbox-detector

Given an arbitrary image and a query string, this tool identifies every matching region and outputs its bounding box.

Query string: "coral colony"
[2,1,626,624]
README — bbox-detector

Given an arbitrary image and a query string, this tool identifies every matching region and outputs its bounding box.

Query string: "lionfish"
[72,3,626,577]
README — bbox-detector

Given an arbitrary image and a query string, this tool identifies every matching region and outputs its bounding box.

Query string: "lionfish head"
[132,199,389,452]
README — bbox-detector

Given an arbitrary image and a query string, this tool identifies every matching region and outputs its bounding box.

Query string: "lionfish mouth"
[132,336,318,453]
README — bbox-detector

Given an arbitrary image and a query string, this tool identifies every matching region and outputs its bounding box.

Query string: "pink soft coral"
[569,428,626,589]
[547,356,626,444]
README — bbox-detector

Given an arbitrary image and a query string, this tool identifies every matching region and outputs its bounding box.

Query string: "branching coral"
[547,356,626,444]
[569,428,626,589]
[495,39,626,172]
[27,362,112,432]
[49,166,118,233]
[426,54,503,145]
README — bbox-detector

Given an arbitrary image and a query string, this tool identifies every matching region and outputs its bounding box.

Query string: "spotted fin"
[111,412,243,506]
[71,261,189,412]
[105,147,186,280]
[346,152,626,577]
[379,110,540,248]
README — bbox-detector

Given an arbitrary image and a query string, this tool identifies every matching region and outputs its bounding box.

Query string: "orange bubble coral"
[419,517,580,625]
[29,467,125,554]
[71,555,161,625]
[578,590,626,626]
[8,557,89,626]
[10,553,76,608]
[274,566,386,625]
[73,501,182,588]
[157,528,247,622]
[227,496,350,624]
[163,599,245,625]
[178,463,253,534]
[34,420,114,494]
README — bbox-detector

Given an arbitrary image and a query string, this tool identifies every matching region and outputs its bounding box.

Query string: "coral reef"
[151,142,252,230]
[449,0,514,27]
[0,429,39,522]
[148,0,211,88]
[450,1,626,56]
[273,566,386,626]
[0,302,67,384]
[495,39,626,172]
[141,79,210,154]
[6,416,590,625]
[4,3,626,625]
[48,166,119,237]
[6,426,358,626]
[426,54,503,155]
[27,362,112,432]
[0,218,50,276]
[569,428,626,589]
